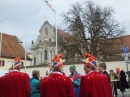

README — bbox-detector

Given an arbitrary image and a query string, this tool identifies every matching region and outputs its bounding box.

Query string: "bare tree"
[59,1,125,60]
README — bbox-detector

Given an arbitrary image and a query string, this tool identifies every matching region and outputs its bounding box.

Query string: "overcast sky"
[0,0,130,52]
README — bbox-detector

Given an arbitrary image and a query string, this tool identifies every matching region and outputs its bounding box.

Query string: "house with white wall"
[0,33,32,71]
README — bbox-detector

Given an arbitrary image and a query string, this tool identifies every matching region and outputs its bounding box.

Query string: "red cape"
[0,70,31,97]
[40,72,75,97]
[80,71,113,97]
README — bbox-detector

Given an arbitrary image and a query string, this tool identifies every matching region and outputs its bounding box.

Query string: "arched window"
[39,40,41,43]
[34,57,36,65]
[45,27,48,35]
[41,53,42,63]
[0,60,5,66]
[20,62,24,67]
[49,38,51,42]
[44,50,48,60]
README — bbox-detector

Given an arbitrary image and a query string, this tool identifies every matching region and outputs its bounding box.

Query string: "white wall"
[0,58,31,72]
[20,61,130,78]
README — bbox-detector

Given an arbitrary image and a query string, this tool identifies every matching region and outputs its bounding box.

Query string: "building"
[0,33,32,71]
[30,20,130,65]
[31,21,59,65]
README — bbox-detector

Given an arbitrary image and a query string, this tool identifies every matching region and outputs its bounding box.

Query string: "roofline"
[1,56,32,60]
[14,35,23,43]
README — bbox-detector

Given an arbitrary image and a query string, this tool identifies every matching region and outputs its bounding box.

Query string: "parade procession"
[0,0,130,97]
[0,53,130,97]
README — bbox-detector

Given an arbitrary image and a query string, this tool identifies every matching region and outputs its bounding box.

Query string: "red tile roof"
[119,35,130,50]
[0,33,31,60]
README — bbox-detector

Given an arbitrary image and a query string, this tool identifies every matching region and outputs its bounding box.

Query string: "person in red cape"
[79,53,113,97]
[40,54,75,97]
[0,57,31,97]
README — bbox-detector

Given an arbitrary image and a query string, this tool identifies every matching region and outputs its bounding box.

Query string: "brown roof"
[119,35,130,50]
[109,35,130,52]
[0,33,31,60]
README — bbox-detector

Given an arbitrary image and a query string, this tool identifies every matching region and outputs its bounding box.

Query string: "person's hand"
[39,76,42,80]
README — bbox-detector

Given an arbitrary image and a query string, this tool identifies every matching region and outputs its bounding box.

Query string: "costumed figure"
[14,56,21,68]
[79,53,113,97]
[116,67,129,97]
[0,57,31,97]
[30,70,40,97]
[40,54,75,97]
[69,65,82,97]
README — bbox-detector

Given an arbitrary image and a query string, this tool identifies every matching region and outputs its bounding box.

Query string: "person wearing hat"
[79,53,113,97]
[109,69,115,80]
[69,65,82,97]
[0,57,31,97]
[40,54,75,97]
[109,69,119,97]
[116,67,129,97]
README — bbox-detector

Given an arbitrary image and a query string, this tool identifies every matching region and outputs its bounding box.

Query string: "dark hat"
[109,69,113,72]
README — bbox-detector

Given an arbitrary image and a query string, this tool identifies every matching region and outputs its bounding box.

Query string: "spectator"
[69,65,82,97]
[98,62,110,82]
[109,69,118,97]
[126,71,130,79]
[30,70,40,97]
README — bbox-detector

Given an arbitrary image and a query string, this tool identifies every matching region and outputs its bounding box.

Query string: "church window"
[49,38,51,42]
[20,62,24,67]
[34,57,36,65]
[0,60,5,66]
[45,27,48,35]
[44,50,48,60]
[39,40,41,43]
[41,53,42,63]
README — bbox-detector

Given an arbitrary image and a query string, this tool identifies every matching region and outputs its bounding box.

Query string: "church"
[30,21,59,65]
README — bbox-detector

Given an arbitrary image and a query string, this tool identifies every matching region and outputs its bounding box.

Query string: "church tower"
[31,21,56,65]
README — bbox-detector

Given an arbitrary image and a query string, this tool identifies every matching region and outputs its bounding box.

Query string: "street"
[116,89,130,97]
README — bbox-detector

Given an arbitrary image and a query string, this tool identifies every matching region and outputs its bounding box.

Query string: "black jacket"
[118,70,129,91]
[103,71,110,82]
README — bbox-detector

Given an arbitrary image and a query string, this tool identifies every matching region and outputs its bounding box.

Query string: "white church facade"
[30,21,58,65]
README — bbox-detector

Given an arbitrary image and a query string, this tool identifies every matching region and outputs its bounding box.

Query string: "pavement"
[115,89,130,97]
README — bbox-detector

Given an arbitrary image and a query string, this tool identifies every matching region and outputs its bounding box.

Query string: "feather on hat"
[45,63,52,75]
[51,54,65,69]
[13,57,21,69]
[82,53,97,69]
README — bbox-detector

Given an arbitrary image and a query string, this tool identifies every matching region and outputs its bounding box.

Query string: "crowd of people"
[0,53,129,97]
